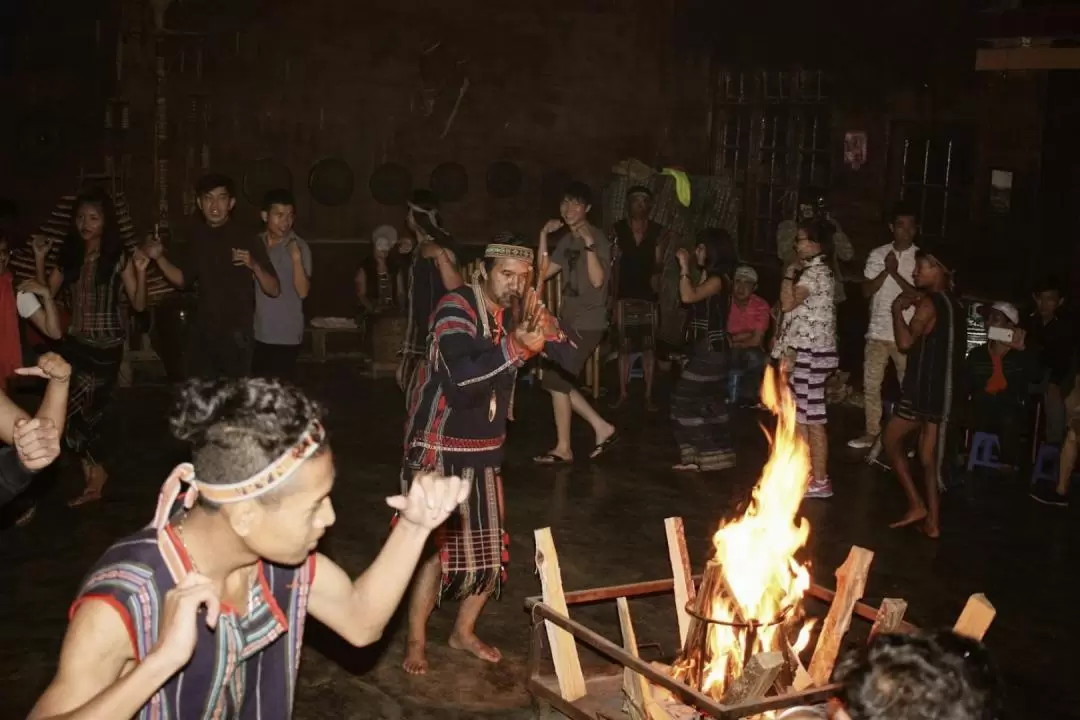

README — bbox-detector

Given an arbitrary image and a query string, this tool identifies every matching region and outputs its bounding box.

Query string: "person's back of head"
[834,629,999,720]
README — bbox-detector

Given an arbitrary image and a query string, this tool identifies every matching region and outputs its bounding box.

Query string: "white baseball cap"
[989,301,1019,325]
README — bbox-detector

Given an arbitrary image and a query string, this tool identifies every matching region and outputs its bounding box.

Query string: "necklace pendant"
[488,391,497,422]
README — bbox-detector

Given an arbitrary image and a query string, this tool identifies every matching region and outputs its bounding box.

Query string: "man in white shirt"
[848,203,919,450]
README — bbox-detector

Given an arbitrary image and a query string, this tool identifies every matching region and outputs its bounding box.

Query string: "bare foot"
[71,464,107,508]
[672,463,700,472]
[889,507,928,529]
[610,394,628,409]
[448,631,502,663]
[402,639,429,675]
[921,519,940,539]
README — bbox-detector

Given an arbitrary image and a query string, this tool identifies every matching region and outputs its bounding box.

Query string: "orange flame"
[675,366,813,699]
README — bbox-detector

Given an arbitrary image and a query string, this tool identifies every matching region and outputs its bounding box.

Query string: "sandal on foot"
[533,453,571,465]
[589,433,620,460]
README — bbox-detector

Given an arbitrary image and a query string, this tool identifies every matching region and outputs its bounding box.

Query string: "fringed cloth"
[399,459,508,603]
[670,350,736,471]
[62,336,125,464]
[616,298,658,353]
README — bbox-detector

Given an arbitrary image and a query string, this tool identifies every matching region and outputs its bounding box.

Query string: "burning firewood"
[720,651,784,705]
[805,546,875,688]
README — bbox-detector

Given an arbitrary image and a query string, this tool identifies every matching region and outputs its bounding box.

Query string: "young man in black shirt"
[148,174,279,378]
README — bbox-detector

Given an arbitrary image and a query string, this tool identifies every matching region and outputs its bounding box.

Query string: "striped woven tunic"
[70,525,315,719]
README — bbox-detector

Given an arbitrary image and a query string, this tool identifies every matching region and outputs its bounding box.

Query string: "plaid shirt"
[68,255,126,345]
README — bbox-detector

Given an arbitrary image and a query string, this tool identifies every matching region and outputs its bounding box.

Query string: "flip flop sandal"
[589,433,620,460]
[68,488,103,508]
[533,453,571,465]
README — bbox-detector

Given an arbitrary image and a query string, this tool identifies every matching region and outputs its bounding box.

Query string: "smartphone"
[987,326,1014,343]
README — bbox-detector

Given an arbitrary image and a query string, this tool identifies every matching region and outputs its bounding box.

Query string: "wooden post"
[806,546,875,687]
[869,598,909,642]
[664,517,696,646]
[534,528,586,702]
[617,597,649,720]
[721,651,784,705]
[953,594,995,641]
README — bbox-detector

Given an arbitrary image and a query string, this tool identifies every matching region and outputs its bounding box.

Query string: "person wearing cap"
[355,224,400,318]
[728,264,771,404]
[400,234,580,675]
[963,301,1035,471]
[610,185,665,410]
[252,188,311,383]
[882,243,966,538]
[848,202,920,451]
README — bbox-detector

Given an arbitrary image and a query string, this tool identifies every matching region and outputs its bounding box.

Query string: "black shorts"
[541,330,604,394]
[893,397,944,425]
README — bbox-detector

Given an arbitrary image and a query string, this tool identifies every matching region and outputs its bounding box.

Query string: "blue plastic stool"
[1032,443,1060,484]
[627,352,644,380]
[966,432,1003,471]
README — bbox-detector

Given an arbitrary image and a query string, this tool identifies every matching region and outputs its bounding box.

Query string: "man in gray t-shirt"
[534,181,618,466]
[253,189,312,382]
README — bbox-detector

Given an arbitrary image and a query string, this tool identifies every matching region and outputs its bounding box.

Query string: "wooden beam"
[869,598,909,642]
[534,528,586,701]
[953,594,996,641]
[664,517,696,646]
[617,597,649,720]
[806,546,875,687]
[721,652,784,705]
[976,46,1080,71]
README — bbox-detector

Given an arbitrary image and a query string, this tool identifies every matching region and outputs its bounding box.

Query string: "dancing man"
[28,377,469,719]
[401,235,577,674]
[882,245,965,538]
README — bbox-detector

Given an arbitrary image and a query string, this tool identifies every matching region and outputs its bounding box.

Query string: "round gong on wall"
[369,162,413,206]
[243,157,293,206]
[430,162,468,203]
[486,160,523,199]
[308,156,355,206]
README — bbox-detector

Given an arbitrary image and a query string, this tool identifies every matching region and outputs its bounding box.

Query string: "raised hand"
[133,248,151,273]
[386,472,471,530]
[884,251,899,273]
[143,235,164,260]
[232,248,253,268]
[30,234,53,258]
[675,248,690,269]
[12,417,61,471]
[541,219,565,236]
[150,572,222,670]
[1008,327,1027,351]
[14,352,71,383]
[16,279,50,297]
[512,323,546,356]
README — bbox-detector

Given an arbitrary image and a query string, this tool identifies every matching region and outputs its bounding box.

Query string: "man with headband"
[398,189,463,403]
[881,243,965,539]
[400,233,577,675]
[28,377,470,719]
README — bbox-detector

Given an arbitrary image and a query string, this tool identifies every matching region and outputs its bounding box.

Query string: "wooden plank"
[953,594,996,641]
[869,598,909,642]
[976,46,1080,71]
[806,546,875,687]
[616,597,648,720]
[721,651,784,705]
[534,528,586,702]
[663,517,696,646]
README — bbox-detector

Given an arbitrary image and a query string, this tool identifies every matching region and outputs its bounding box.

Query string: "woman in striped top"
[32,188,149,506]
[669,228,737,472]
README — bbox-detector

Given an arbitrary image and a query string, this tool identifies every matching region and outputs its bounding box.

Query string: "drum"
[371,314,407,368]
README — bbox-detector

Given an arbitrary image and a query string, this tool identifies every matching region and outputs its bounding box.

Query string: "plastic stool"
[627,352,644,381]
[966,432,1003,471]
[1032,443,1060,484]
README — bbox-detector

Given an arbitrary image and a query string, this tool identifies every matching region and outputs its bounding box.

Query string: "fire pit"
[524,368,997,719]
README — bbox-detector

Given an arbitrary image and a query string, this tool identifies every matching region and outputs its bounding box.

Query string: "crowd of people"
[0,172,1028,718]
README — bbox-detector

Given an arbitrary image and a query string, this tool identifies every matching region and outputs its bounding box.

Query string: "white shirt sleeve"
[863,246,885,281]
[16,291,42,319]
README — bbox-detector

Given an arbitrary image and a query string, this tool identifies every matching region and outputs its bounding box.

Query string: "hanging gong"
[486,160,523,199]
[308,156,355,206]
[541,168,572,206]
[369,162,413,206]
[430,162,468,203]
[242,157,293,206]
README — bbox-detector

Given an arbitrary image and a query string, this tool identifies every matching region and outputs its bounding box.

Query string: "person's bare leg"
[919,423,942,538]
[70,458,107,507]
[448,592,501,663]
[568,388,616,447]
[403,554,441,674]
[1058,428,1077,496]
[808,424,827,482]
[544,390,574,461]
[643,349,658,411]
[885,416,927,527]
[614,351,629,406]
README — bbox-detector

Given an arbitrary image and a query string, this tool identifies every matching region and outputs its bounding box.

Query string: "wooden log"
[869,598,909,642]
[953,594,995,641]
[721,651,784,705]
[534,528,586,702]
[806,546,875,687]
[616,596,649,720]
[779,634,814,693]
[664,517,696,646]
[676,560,726,691]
